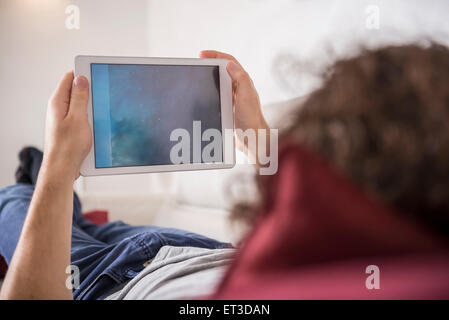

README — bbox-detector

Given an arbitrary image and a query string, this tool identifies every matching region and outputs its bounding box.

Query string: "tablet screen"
[90,63,222,168]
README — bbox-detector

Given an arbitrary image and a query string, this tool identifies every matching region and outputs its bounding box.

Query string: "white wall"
[0,0,150,188]
[146,0,449,105]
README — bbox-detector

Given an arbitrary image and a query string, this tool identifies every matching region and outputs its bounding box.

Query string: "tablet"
[74,55,234,176]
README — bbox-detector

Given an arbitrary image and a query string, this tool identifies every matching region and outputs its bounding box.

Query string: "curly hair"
[233,43,449,236]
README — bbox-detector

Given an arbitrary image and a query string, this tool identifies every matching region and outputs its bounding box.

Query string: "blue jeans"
[0,184,229,299]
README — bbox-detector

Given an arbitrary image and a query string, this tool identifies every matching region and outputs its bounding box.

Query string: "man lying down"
[0,145,235,300]
[3,45,449,299]
[1,146,234,300]
[1,163,234,300]
[0,51,252,300]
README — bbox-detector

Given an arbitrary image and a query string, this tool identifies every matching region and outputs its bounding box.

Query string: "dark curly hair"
[233,43,449,236]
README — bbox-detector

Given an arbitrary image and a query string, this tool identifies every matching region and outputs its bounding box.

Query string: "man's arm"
[0,72,92,299]
[0,166,75,299]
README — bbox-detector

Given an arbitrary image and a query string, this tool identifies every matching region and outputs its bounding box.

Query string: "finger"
[49,71,74,119]
[199,50,243,68]
[68,75,89,118]
[226,61,252,88]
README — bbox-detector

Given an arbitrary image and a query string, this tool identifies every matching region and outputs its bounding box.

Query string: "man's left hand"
[42,71,92,182]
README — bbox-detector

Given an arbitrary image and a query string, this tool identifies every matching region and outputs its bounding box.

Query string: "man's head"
[237,43,449,236]
[290,43,449,234]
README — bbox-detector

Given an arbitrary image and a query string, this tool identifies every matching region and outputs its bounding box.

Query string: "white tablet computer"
[74,55,234,176]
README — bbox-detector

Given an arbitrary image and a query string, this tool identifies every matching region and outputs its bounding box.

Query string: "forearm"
[0,164,74,300]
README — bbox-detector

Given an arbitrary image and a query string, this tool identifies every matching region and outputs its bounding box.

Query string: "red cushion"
[213,144,449,299]
[0,209,109,278]
[0,255,7,278]
[82,210,109,226]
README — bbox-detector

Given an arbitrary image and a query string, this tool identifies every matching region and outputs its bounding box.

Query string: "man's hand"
[42,71,92,182]
[199,51,270,156]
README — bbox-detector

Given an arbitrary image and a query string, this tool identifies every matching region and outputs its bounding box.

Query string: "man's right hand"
[199,50,270,157]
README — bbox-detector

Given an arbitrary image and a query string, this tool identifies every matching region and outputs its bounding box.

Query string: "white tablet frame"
[75,55,235,176]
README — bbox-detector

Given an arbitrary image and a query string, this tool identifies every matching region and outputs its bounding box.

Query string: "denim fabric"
[0,184,229,299]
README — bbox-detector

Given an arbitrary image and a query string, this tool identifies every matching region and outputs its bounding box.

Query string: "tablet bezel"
[74,55,235,176]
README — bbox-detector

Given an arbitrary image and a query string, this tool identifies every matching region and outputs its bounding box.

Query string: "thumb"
[69,75,89,117]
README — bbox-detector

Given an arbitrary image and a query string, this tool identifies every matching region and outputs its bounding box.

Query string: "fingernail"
[74,76,88,89]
